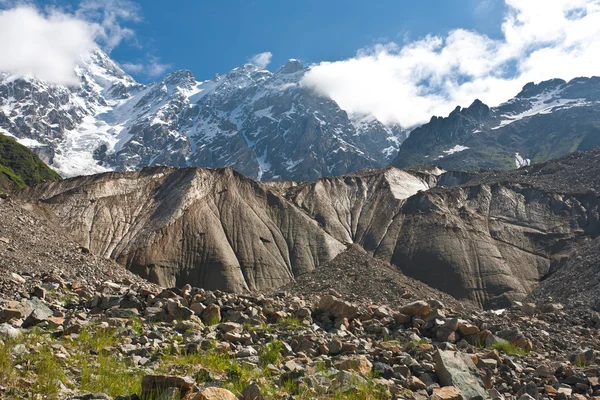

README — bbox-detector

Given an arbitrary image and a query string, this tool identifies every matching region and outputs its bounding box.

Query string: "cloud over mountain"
[302,0,600,127]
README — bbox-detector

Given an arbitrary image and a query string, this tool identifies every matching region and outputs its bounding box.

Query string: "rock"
[521,303,536,316]
[0,323,21,339]
[10,273,25,284]
[336,355,373,375]
[330,370,367,393]
[317,295,359,319]
[407,376,428,391]
[140,375,195,399]
[201,304,221,324]
[434,350,487,400]
[241,382,263,400]
[393,312,411,324]
[329,339,343,355]
[431,386,463,400]
[192,387,237,400]
[399,301,431,317]
[457,321,479,336]
[23,298,53,328]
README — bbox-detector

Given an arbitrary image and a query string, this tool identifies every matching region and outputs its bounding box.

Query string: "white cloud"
[122,56,172,78]
[249,52,273,69]
[76,0,141,52]
[0,1,141,85]
[302,0,600,127]
[0,6,96,85]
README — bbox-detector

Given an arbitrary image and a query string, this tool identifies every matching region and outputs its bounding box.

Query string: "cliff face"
[21,167,346,290]
[19,149,600,308]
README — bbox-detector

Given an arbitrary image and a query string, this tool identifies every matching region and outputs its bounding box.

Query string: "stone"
[0,323,21,339]
[434,350,487,400]
[317,295,359,319]
[399,301,431,317]
[22,298,53,328]
[140,375,195,399]
[407,376,427,391]
[329,339,343,355]
[457,321,479,336]
[241,382,263,400]
[431,386,463,400]
[330,370,367,393]
[192,387,237,400]
[336,355,373,375]
[521,303,536,316]
[201,304,221,325]
[393,312,411,324]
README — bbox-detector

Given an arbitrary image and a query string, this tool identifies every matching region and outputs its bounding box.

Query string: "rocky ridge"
[15,148,600,309]
[393,77,600,171]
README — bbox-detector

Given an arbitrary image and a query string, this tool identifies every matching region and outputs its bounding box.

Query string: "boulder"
[140,375,195,399]
[241,382,263,400]
[336,355,373,375]
[22,298,53,328]
[434,350,487,400]
[192,387,237,400]
[431,386,463,400]
[399,301,431,317]
[317,295,359,319]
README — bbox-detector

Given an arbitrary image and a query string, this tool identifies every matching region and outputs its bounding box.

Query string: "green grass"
[574,355,589,368]
[79,354,144,396]
[258,340,284,366]
[0,133,60,192]
[490,342,529,356]
[277,316,304,330]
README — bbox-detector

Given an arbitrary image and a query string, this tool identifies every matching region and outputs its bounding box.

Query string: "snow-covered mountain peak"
[0,51,408,181]
[277,59,305,75]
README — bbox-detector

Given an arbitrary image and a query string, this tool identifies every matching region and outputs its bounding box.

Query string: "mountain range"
[0,49,406,181]
[2,49,600,180]
[393,77,600,170]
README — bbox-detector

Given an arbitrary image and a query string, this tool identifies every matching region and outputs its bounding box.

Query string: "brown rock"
[192,387,237,400]
[407,376,427,391]
[141,375,195,399]
[399,301,431,317]
[202,304,221,325]
[431,386,462,400]
[317,295,359,319]
[336,355,373,375]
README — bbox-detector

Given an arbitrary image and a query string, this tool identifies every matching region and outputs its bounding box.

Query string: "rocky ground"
[1,264,600,399]
[283,245,467,312]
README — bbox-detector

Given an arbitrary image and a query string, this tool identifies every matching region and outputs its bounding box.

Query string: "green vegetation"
[258,339,284,366]
[0,133,60,192]
[490,342,529,356]
[574,355,589,368]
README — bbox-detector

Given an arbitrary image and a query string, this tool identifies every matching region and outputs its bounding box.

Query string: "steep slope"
[0,196,148,298]
[19,167,346,291]
[17,149,600,309]
[0,133,60,193]
[279,150,600,308]
[393,77,600,170]
[0,50,406,181]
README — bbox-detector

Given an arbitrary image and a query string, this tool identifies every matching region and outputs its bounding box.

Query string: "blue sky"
[59,0,506,82]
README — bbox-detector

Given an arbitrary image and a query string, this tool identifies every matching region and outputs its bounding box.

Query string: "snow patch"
[515,153,531,168]
[384,169,430,200]
[443,145,469,155]
[17,138,46,147]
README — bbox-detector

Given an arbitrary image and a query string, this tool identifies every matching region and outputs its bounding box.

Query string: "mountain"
[0,133,60,193]
[18,147,600,309]
[393,77,600,170]
[0,49,407,181]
